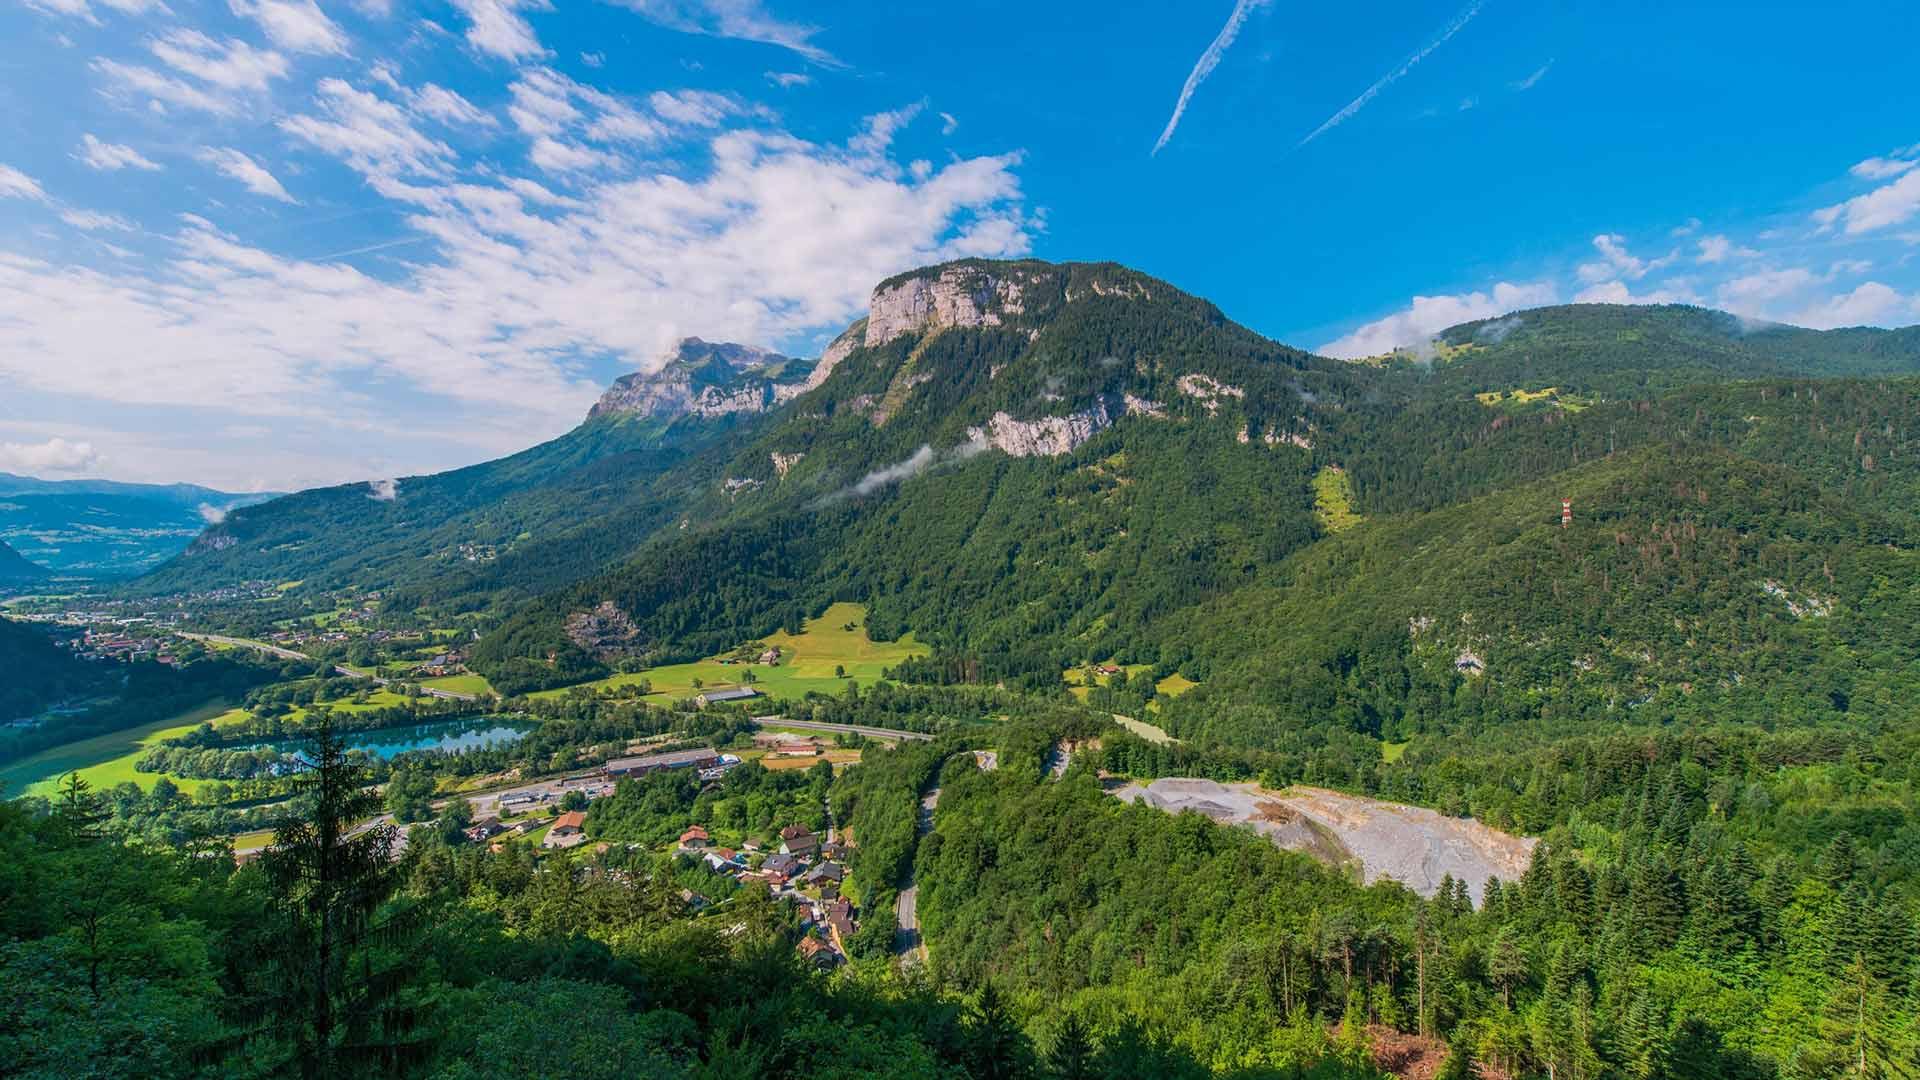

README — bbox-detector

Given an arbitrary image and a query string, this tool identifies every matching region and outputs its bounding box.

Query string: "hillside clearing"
[532,602,925,702]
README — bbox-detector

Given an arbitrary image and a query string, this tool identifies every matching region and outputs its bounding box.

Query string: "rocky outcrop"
[590,338,814,421]
[965,394,1164,458]
[770,451,805,477]
[865,266,1029,349]
[1176,373,1245,415]
[804,320,865,391]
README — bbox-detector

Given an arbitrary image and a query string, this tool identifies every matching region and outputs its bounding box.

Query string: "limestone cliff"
[589,338,815,421]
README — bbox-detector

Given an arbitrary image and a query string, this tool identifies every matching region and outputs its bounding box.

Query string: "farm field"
[419,673,494,696]
[1311,465,1363,533]
[1061,661,1152,701]
[0,699,231,797]
[531,602,924,702]
[1114,715,1175,745]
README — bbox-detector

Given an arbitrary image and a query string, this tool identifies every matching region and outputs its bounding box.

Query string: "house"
[763,853,802,881]
[824,898,856,951]
[703,847,744,872]
[678,825,711,848]
[797,935,840,971]
[820,840,850,861]
[779,824,818,858]
[604,748,722,777]
[757,647,781,666]
[543,811,588,849]
[776,742,819,757]
[464,816,505,843]
[802,861,844,887]
[694,686,760,708]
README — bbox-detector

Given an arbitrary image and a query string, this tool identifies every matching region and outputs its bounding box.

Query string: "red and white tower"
[1561,499,1573,528]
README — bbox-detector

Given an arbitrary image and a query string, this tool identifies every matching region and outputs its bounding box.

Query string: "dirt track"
[1110,779,1535,903]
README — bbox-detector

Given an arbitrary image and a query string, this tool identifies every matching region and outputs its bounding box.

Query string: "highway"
[751,716,934,742]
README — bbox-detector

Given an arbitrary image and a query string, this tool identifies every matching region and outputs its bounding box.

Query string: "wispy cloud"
[1299,0,1487,147]
[198,146,299,202]
[76,134,162,172]
[612,0,838,67]
[0,165,50,202]
[1510,59,1551,91]
[1151,0,1271,156]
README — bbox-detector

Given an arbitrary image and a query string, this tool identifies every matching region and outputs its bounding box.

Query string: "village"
[449,730,867,970]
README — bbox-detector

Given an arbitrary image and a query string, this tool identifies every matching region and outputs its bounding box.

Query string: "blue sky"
[1,0,1917,490]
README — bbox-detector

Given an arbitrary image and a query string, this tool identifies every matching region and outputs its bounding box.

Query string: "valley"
[7,257,1920,1077]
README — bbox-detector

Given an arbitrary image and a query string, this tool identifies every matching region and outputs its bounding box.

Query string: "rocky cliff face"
[864,265,1031,349]
[589,338,815,421]
[965,394,1166,458]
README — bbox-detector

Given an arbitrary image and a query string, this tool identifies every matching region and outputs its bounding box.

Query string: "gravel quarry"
[1110,778,1536,903]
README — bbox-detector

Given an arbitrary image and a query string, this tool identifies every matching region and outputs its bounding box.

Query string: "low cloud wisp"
[1298,0,1487,147]
[1152,0,1271,156]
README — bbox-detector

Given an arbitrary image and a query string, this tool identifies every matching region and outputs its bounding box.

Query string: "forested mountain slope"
[1158,448,1920,750]
[0,539,47,583]
[1368,303,1920,398]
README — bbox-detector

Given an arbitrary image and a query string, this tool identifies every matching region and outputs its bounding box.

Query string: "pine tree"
[1042,1010,1096,1080]
[967,981,1030,1080]
[258,712,420,1077]
[1819,954,1919,1080]
[1616,990,1669,1080]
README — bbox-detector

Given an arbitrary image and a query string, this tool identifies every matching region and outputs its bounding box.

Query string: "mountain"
[588,337,814,420]
[1368,302,1920,399]
[0,473,276,578]
[449,261,1920,722]
[0,539,47,584]
[135,337,818,602]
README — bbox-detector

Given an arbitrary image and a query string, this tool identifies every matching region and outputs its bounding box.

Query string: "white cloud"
[1670,217,1702,238]
[408,83,496,127]
[1299,0,1486,147]
[1696,234,1758,264]
[581,51,605,68]
[1319,281,1556,358]
[0,118,1031,488]
[613,0,837,66]
[197,502,229,524]
[1714,268,1817,310]
[198,147,299,202]
[95,31,289,115]
[280,79,456,179]
[766,71,810,89]
[450,0,550,61]
[1849,156,1917,181]
[1815,167,1920,235]
[76,134,162,172]
[22,0,163,23]
[0,165,49,202]
[0,438,102,475]
[229,0,349,55]
[1576,233,1676,284]
[1152,0,1271,156]
[59,209,137,231]
[366,477,399,500]
[1572,280,1698,305]
[1791,282,1911,329]
[940,111,958,136]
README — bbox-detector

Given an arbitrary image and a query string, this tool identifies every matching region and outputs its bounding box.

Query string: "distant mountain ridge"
[0,473,278,578]
[0,539,47,583]
[589,338,815,421]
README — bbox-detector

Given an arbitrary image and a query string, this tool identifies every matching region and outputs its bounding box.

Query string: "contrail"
[1298,0,1488,147]
[1152,0,1273,156]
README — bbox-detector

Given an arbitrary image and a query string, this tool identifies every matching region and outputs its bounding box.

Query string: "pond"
[251,717,536,760]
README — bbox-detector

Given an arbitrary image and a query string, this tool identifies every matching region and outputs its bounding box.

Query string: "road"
[178,632,309,661]
[750,716,934,742]
[893,786,940,966]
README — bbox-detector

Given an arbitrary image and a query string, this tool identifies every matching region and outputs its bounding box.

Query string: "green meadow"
[0,700,232,797]
[532,602,924,703]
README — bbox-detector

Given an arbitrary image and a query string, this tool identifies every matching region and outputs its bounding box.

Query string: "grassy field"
[531,602,925,703]
[419,673,494,696]
[1062,661,1152,702]
[1312,466,1363,534]
[1114,715,1176,745]
[1154,673,1197,698]
[0,699,232,797]
[1381,740,1411,763]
